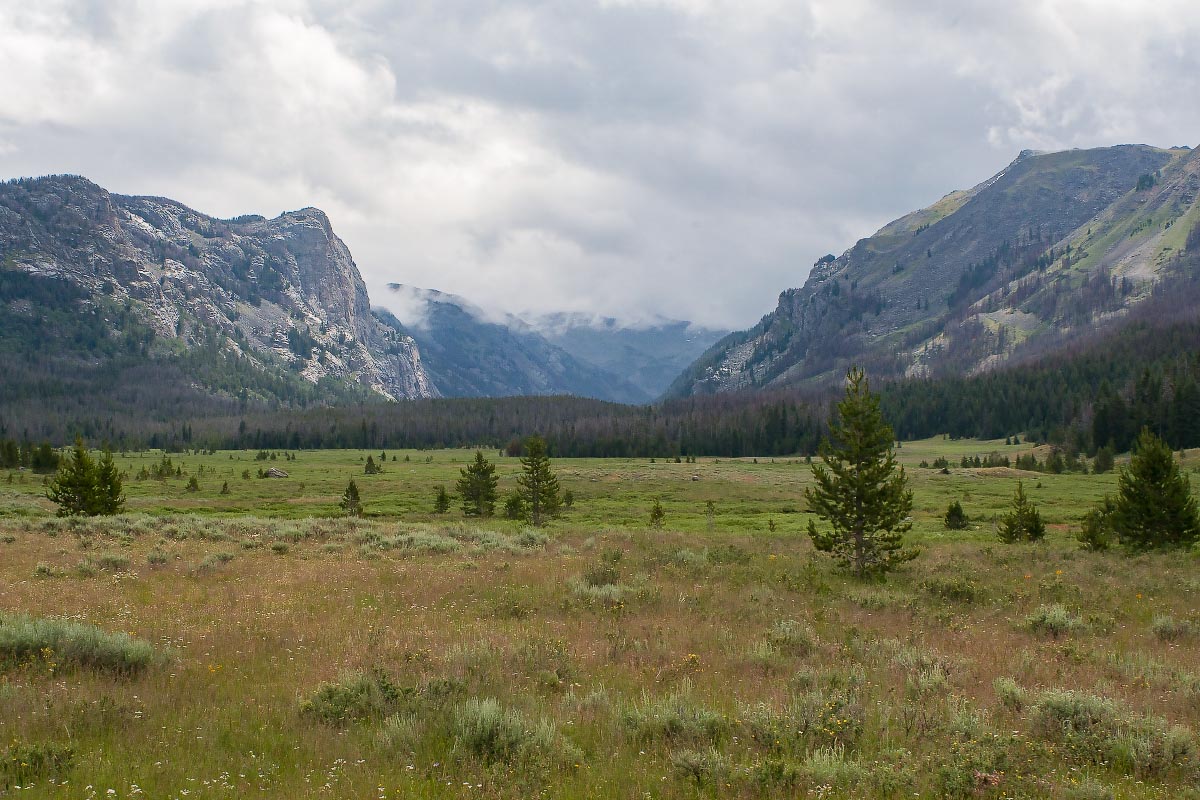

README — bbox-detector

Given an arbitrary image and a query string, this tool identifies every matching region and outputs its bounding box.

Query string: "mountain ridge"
[380,283,727,402]
[669,143,1200,397]
[0,173,436,409]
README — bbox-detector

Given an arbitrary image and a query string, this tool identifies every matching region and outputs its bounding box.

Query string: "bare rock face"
[0,175,436,401]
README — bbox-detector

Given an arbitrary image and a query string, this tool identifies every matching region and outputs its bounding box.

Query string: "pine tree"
[434,485,451,514]
[518,436,561,527]
[364,455,380,475]
[998,481,1045,542]
[649,498,665,529]
[944,500,969,530]
[504,491,525,520]
[456,451,498,517]
[93,448,125,515]
[339,478,363,517]
[805,367,917,577]
[47,439,98,517]
[1112,428,1200,549]
[46,440,125,517]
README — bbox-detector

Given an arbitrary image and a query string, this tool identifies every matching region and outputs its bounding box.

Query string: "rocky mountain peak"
[0,175,436,402]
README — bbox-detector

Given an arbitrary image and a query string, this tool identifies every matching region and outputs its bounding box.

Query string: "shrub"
[621,687,729,746]
[377,713,423,752]
[0,614,156,675]
[800,743,866,787]
[669,747,729,787]
[906,664,949,698]
[993,677,1027,712]
[96,553,131,571]
[1025,603,1084,638]
[921,575,981,604]
[765,619,818,657]
[742,689,864,752]
[451,697,580,768]
[147,550,168,567]
[1029,689,1196,777]
[1151,614,1194,642]
[300,669,403,724]
[1064,777,1114,800]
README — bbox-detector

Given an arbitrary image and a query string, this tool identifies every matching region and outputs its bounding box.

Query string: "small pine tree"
[998,481,1045,542]
[364,455,380,475]
[518,436,561,527]
[434,485,451,514]
[47,440,124,517]
[220,481,230,495]
[805,367,917,577]
[456,451,498,517]
[1092,445,1115,474]
[944,500,970,530]
[1077,496,1116,551]
[562,489,575,508]
[649,498,665,529]
[503,491,525,520]
[1112,428,1200,549]
[340,478,363,517]
[186,476,200,492]
[92,448,125,515]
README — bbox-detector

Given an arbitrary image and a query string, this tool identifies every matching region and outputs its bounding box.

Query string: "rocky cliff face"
[669,144,1200,397]
[0,175,435,401]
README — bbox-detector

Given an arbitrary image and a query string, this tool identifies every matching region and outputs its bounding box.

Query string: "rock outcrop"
[0,175,436,401]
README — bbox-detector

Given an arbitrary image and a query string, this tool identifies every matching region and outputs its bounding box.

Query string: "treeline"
[184,393,826,458]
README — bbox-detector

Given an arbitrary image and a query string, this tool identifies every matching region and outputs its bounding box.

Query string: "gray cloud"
[0,0,1197,329]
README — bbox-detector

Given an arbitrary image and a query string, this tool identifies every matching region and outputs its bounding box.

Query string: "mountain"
[528,312,729,400]
[0,175,436,426]
[380,285,654,403]
[669,144,1200,397]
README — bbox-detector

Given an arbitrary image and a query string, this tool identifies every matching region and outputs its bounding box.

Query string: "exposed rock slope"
[670,144,1200,396]
[0,175,435,401]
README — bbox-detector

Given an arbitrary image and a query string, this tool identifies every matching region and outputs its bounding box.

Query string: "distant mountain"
[0,175,436,434]
[527,312,729,400]
[669,144,1200,397]
[381,285,680,403]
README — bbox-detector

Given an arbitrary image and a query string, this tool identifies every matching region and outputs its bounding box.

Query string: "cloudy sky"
[1,0,1197,329]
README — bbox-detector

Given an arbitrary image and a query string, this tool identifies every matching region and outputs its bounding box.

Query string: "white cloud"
[0,0,1196,329]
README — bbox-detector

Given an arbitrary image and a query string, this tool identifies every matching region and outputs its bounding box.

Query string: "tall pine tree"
[806,367,917,577]
[518,436,561,527]
[456,451,498,517]
[1112,427,1200,549]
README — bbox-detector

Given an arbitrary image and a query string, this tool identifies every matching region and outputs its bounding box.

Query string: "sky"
[1,0,1197,330]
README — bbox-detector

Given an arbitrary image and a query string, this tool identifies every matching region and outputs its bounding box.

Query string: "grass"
[1,443,1200,796]
[0,614,158,675]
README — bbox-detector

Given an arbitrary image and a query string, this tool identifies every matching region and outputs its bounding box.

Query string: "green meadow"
[2,439,1199,798]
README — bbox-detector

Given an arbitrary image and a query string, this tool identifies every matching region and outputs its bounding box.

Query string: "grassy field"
[2,439,1199,798]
